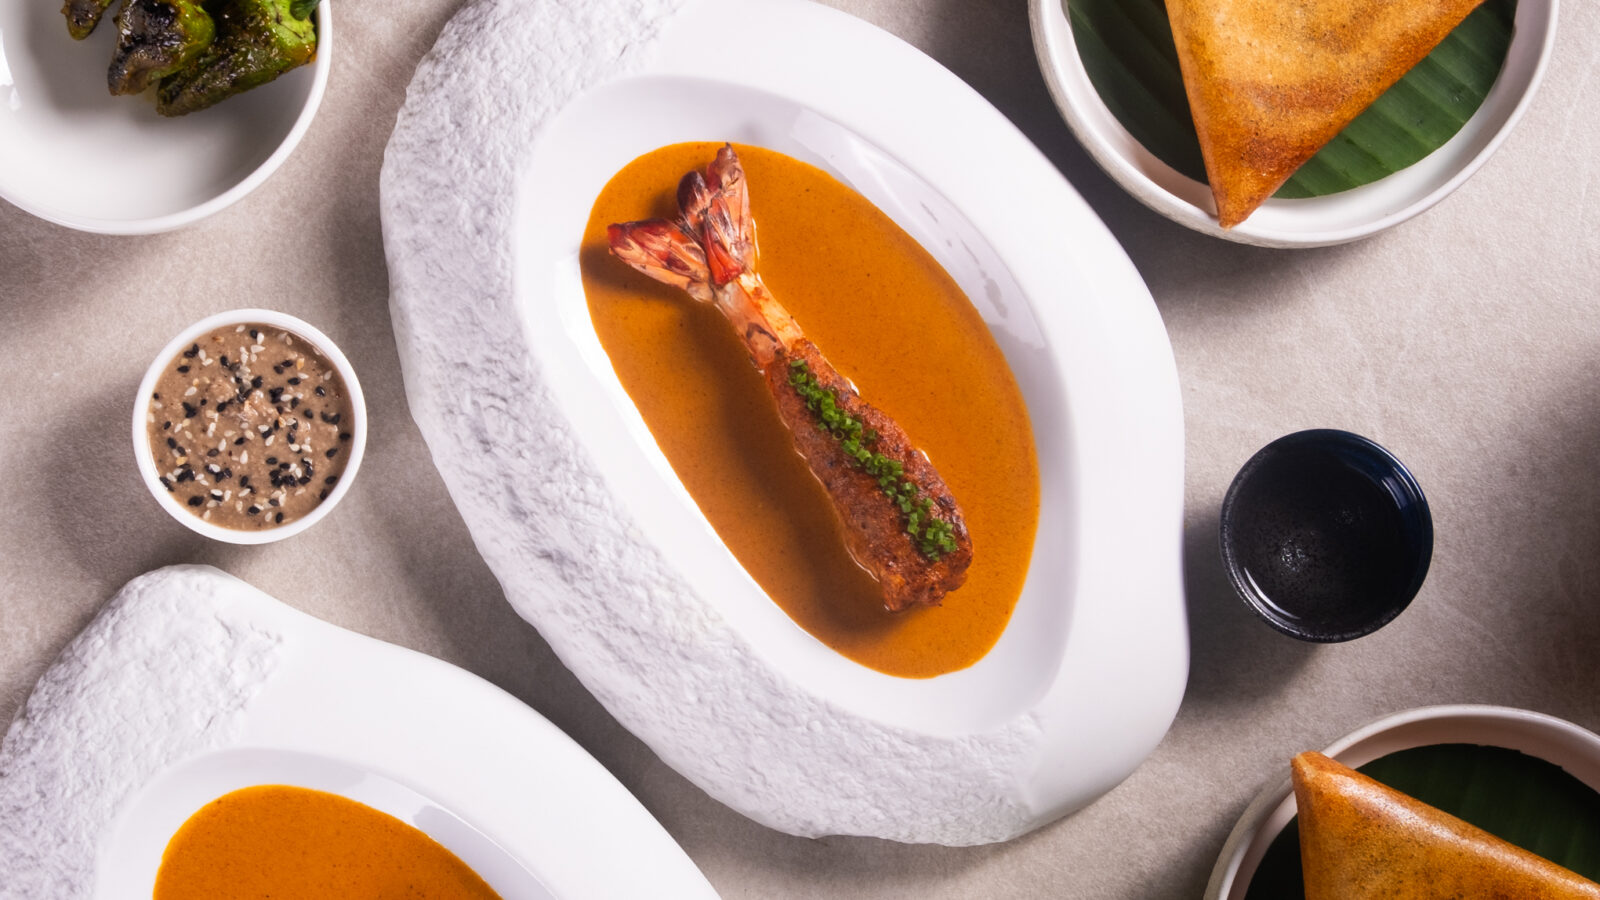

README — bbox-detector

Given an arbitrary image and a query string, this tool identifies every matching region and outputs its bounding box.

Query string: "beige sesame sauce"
[145,323,353,529]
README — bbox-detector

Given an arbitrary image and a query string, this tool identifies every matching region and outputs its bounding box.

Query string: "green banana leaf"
[1066,0,1517,198]
[1243,744,1600,899]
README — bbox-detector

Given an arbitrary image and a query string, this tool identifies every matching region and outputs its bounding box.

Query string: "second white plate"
[383,0,1187,844]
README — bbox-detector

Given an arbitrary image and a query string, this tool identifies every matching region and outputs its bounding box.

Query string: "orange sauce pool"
[581,142,1040,678]
[153,785,502,899]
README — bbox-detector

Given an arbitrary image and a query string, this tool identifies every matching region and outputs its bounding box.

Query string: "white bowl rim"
[1203,703,1600,899]
[1028,0,1561,248]
[0,2,332,235]
[131,307,367,545]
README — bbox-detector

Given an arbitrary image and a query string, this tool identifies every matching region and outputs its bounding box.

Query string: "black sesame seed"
[289,398,301,410]
[266,456,278,466]
[339,432,351,442]
[325,448,338,458]
[318,489,328,500]
[161,421,170,431]
[319,412,341,425]
[166,437,178,449]
[220,355,230,367]
[234,437,247,446]
[198,398,207,407]
[187,496,203,507]
[238,475,250,487]
[221,468,232,479]
[324,475,339,486]
[251,376,263,389]
[287,377,301,386]
[159,476,173,492]
[281,358,293,366]
[314,386,326,397]
[247,506,260,516]
[275,512,284,524]
[269,498,280,507]
[152,392,160,400]
[183,343,199,358]
[273,365,285,375]
[182,402,197,419]
[176,365,189,374]
[298,476,311,486]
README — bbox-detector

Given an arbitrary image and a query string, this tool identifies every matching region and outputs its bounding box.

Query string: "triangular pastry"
[1292,751,1600,899]
[1164,0,1486,227]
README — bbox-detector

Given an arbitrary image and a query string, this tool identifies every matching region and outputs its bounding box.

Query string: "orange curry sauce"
[153,785,502,899]
[580,142,1039,678]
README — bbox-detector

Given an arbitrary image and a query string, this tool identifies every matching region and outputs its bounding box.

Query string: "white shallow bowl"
[382,0,1187,844]
[0,566,716,898]
[0,0,330,233]
[132,308,366,545]
[1029,0,1559,247]
[1205,705,1600,900]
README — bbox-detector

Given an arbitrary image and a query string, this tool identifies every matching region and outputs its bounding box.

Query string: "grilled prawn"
[607,145,972,611]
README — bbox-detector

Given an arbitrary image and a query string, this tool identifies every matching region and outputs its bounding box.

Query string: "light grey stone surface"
[2,0,1598,895]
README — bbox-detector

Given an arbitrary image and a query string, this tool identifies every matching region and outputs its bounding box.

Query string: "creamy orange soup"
[581,142,1039,678]
[154,785,502,900]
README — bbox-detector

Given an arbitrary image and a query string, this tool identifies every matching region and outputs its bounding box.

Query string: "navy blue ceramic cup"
[1219,430,1433,642]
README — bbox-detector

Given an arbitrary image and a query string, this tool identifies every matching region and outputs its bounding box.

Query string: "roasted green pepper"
[62,0,117,40]
[156,0,316,117]
[108,0,216,95]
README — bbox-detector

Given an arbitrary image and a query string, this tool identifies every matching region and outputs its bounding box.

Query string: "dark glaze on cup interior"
[1219,430,1432,642]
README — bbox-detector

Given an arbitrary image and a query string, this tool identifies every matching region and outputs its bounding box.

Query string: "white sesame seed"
[152,400,164,409]
[240,451,249,464]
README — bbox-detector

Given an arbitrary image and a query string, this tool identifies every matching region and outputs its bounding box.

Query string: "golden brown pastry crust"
[1164,0,1486,227]
[1292,751,1600,899]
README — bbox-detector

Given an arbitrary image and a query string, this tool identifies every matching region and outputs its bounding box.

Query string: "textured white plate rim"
[82,566,717,899]
[0,1,331,234]
[1029,0,1560,248]
[130,308,367,545]
[381,0,1187,844]
[1203,704,1600,900]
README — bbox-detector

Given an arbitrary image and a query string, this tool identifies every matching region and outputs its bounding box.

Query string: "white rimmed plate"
[1029,0,1559,247]
[0,566,716,898]
[0,0,330,233]
[1205,705,1600,900]
[382,0,1186,844]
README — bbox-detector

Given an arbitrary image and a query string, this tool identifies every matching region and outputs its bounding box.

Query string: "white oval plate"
[1205,705,1600,900]
[0,0,330,233]
[1029,0,1559,247]
[382,0,1186,844]
[0,566,716,898]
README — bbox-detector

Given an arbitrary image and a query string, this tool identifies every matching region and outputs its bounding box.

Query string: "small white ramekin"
[132,308,366,544]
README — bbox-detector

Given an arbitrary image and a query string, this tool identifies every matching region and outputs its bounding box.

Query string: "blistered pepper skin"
[108,0,216,96]
[156,0,316,116]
